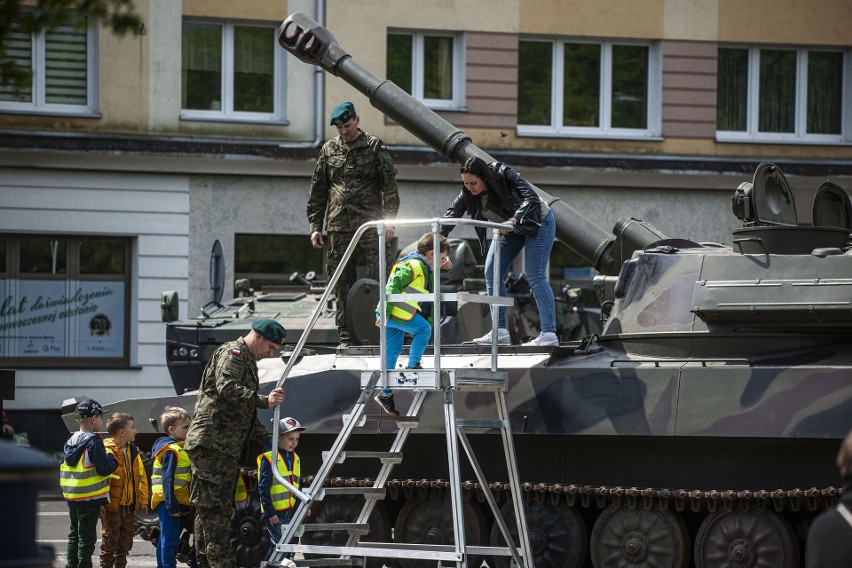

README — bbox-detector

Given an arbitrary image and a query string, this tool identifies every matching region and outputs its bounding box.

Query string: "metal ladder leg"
[443,387,467,568]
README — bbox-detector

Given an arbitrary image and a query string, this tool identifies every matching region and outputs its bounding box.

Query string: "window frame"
[0,235,131,369]
[516,37,662,140]
[387,30,466,111]
[0,12,99,116]
[716,45,851,144]
[180,19,287,124]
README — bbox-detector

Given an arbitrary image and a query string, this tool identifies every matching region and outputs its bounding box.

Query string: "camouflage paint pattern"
[184,336,271,458]
[325,230,393,338]
[307,129,399,340]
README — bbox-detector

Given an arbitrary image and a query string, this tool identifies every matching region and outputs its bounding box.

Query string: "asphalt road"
[37,497,491,568]
[37,498,159,567]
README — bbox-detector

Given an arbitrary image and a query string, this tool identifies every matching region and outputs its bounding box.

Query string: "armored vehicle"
[65,13,852,568]
[161,271,338,396]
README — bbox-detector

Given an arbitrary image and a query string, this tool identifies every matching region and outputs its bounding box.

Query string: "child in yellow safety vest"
[150,406,192,568]
[100,412,149,568]
[374,233,452,416]
[60,399,118,568]
[257,417,309,562]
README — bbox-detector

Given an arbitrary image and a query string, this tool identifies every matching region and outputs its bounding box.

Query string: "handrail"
[269,217,513,504]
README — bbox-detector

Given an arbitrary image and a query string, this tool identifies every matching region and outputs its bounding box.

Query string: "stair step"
[452,369,509,391]
[296,522,370,536]
[456,418,505,429]
[293,559,354,567]
[360,414,420,427]
[276,542,465,562]
[279,542,517,561]
[314,487,386,500]
[322,450,403,464]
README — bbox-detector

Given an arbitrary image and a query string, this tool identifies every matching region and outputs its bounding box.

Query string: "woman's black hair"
[459,156,515,215]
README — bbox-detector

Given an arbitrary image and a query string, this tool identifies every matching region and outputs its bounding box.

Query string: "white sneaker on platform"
[522,332,559,347]
[473,328,511,345]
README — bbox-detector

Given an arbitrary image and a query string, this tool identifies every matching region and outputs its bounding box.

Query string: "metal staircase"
[262,219,533,567]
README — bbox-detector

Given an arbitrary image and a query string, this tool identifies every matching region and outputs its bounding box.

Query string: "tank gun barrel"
[279,13,666,275]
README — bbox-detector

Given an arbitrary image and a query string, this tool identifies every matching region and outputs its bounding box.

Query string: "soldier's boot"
[337,328,351,349]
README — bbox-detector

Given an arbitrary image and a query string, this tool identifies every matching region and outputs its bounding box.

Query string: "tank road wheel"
[229,491,269,568]
[394,497,487,568]
[590,504,690,568]
[134,508,161,544]
[302,496,391,568]
[694,509,800,568]
[489,501,588,568]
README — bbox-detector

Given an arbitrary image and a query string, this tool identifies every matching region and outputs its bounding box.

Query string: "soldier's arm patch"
[379,145,388,152]
[231,348,241,355]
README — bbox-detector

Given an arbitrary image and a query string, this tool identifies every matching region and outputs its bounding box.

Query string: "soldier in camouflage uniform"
[307,101,400,348]
[184,319,287,568]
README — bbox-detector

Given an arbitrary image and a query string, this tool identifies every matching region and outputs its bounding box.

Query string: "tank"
[64,13,852,568]
[161,271,339,396]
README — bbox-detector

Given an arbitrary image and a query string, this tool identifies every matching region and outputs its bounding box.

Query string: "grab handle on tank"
[733,236,766,255]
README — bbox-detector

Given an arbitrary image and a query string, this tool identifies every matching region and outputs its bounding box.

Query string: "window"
[181,21,285,122]
[0,13,97,115]
[234,234,323,292]
[387,31,464,110]
[0,236,130,367]
[717,46,848,143]
[518,39,661,138]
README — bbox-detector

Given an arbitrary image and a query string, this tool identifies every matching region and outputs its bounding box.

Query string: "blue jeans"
[263,510,293,561]
[263,518,283,562]
[384,312,432,372]
[484,210,556,333]
[156,504,181,568]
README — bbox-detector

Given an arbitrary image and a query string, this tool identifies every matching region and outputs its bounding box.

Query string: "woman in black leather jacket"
[441,156,557,347]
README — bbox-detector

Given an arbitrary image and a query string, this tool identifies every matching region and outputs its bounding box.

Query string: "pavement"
[37,498,160,567]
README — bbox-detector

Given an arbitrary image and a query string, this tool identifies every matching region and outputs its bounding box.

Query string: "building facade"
[0,0,850,448]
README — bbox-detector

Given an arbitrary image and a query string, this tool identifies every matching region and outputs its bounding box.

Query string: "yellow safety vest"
[59,448,113,502]
[151,441,192,509]
[388,259,429,322]
[235,473,248,503]
[256,450,300,513]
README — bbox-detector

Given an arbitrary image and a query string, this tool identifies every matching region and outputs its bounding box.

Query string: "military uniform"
[184,336,272,568]
[307,129,400,344]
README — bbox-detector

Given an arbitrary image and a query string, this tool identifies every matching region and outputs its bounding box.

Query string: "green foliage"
[0,0,142,90]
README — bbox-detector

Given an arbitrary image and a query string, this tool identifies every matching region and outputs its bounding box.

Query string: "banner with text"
[0,279,125,358]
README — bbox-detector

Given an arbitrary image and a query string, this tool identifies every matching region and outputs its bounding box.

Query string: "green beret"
[251,318,287,344]
[330,101,356,126]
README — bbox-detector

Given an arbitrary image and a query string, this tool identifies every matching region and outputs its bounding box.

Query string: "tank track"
[307,475,841,513]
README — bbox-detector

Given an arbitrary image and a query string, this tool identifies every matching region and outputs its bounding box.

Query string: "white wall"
[0,168,189,411]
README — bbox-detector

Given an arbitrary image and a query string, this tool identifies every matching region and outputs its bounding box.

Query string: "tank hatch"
[731,162,850,255]
[731,161,797,227]
[812,181,852,231]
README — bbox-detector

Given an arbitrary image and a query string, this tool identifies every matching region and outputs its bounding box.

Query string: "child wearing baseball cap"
[60,399,119,568]
[257,416,309,561]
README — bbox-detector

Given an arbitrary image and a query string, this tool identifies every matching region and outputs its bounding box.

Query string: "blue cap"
[251,319,287,344]
[75,399,106,419]
[330,101,356,126]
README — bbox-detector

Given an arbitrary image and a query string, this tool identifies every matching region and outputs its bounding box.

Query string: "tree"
[0,0,142,91]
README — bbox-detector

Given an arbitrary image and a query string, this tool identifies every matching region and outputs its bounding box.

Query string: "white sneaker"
[473,328,511,345]
[522,332,559,347]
